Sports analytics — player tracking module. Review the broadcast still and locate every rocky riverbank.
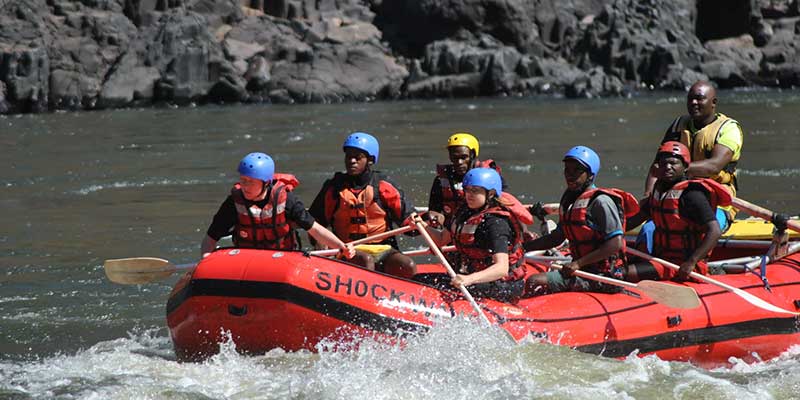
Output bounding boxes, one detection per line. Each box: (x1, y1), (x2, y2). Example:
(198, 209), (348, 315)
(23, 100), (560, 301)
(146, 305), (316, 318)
(1, 0), (798, 114)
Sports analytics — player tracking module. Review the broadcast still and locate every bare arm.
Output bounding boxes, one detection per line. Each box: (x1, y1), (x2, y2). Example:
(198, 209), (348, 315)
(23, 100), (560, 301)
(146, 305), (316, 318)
(453, 253), (509, 287)
(626, 209), (648, 231)
(523, 229), (565, 252)
(677, 220), (721, 280)
(307, 222), (351, 253)
(686, 144), (733, 179)
(307, 222), (355, 258)
(644, 161), (658, 197)
(575, 235), (623, 268)
(201, 235), (218, 258)
(559, 235), (623, 277)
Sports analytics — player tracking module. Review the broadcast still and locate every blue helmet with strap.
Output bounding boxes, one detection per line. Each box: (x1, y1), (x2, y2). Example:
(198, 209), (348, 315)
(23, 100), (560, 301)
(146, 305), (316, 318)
(237, 152), (275, 182)
(463, 167), (503, 196)
(343, 132), (379, 164)
(563, 145), (600, 177)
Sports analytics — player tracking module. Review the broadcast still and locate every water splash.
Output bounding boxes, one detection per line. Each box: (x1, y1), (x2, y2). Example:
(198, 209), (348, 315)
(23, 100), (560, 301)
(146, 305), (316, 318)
(2, 321), (800, 399)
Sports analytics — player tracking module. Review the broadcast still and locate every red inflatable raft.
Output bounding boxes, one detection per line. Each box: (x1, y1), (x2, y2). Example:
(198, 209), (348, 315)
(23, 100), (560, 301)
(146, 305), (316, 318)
(166, 248), (800, 368)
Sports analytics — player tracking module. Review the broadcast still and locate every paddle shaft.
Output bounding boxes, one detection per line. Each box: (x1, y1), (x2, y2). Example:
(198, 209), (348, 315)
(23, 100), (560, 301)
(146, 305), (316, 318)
(415, 203), (559, 215)
(732, 197), (800, 234)
(626, 247), (799, 315)
(626, 247), (735, 289)
(536, 259), (637, 289)
(523, 255), (700, 309)
(310, 225), (415, 256)
(404, 245), (456, 257)
(412, 219), (492, 325)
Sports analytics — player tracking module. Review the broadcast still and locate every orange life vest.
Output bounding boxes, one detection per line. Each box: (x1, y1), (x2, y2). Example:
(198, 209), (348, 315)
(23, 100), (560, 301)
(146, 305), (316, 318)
(559, 188), (639, 275)
(329, 174), (389, 242)
(649, 178), (732, 267)
(452, 204), (527, 281)
(231, 178), (297, 250)
(435, 159), (500, 225)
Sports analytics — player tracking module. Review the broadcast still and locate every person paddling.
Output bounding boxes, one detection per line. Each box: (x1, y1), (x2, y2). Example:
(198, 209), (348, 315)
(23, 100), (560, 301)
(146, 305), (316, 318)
(640, 80), (742, 248)
(522, 146), (639, 296)
(309, 132), (418, 278)
(416, 168), (531, 302)
(201, 152), (354, 259)
(427, 132), (504, 228)
(627, 142), (731, 282)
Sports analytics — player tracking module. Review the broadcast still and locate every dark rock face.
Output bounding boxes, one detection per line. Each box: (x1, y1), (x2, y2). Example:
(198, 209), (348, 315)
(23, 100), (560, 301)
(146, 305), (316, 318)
(0, 0), (799, 113)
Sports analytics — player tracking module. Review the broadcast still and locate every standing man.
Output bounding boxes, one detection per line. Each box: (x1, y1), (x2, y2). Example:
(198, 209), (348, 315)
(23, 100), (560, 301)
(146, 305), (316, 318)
(202, 152), (354, 259)
(628, 142), (732, 281)
(309, 132), (418, 278)
(643, 80), (743, 230)
(523, 146), (639, 295)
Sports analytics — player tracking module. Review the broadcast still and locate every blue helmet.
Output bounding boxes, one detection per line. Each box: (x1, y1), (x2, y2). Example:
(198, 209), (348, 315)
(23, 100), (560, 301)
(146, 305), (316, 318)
(343, 132), (379, 164)
(463, 168), (503, 196)
(237, 152), (275, 182)
(563, 145), (600, 177)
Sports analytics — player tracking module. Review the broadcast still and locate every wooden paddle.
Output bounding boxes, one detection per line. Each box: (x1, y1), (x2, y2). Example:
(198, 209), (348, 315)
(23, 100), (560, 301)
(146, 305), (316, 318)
(732, 197), (800, 234)
(626, 247), (799, 316)
(404, 245), (457, 257)
(410, 215), (492, 325)
(105, 225), (415, 285)
(415, 203), (560, 215)
(524, 255), (701, 309)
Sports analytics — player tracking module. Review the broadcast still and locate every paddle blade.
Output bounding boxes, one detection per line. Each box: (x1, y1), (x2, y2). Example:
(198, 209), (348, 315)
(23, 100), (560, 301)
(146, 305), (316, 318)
(103, 257), (176, 285)
(354, 244), (393, 256)
(636, 281), (702, 309)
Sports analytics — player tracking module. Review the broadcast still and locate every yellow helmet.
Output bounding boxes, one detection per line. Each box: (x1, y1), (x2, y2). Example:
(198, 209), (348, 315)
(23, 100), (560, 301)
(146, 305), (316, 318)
(446, 132), (479, 157)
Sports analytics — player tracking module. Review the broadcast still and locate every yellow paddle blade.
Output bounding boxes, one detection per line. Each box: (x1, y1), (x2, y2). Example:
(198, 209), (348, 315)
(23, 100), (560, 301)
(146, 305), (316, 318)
(353, 244), (393, 256)
(103, 257), (175, 285)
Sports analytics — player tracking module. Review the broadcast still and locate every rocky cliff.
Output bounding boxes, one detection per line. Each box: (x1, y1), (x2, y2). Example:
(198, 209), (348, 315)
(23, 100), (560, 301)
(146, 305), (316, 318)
(1, 0), (798, 114)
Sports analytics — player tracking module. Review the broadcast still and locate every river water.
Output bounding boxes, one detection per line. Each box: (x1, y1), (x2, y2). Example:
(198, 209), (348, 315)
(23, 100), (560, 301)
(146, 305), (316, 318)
(2, 91), (800, 399)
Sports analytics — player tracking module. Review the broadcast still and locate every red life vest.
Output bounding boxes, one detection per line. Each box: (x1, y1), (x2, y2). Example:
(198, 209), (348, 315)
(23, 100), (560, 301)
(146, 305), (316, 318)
(231, 177), (298, 250)
(649, 178), (732, 267)
(328, 174), (389, 242)
(452, 204), (527, 281)
(434, 159), (500, 224)
(559, 188), (639, 274)
(499, 192), (534, 225)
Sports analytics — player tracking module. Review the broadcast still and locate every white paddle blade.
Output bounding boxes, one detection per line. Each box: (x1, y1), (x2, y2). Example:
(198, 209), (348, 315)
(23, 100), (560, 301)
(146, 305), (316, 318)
(726, 285), (800, 316)
(636, 281), (702, 309)
(103, 257), (175, 285)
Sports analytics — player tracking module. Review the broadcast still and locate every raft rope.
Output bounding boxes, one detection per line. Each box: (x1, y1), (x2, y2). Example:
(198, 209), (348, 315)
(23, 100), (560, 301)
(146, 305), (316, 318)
(758, 214), (793, 292)
(757, 240), (774, 292)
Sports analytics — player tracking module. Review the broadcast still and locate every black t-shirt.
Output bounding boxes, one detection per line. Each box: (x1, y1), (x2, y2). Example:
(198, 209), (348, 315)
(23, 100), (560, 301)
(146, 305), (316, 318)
(206, 188), (316, 241)
(678, 188), (717, 225)
(456, 211), (514, 254)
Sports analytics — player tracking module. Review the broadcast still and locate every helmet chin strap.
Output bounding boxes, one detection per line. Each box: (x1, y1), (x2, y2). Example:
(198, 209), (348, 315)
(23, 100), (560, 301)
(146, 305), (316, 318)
(258, 180), (270, 199)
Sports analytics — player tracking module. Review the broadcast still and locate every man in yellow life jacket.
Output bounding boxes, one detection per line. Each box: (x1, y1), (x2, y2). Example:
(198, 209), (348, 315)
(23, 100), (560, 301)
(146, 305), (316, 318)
(201, 152), (354, 259)
(427, 132), (504, 228)
(643, 80), (742, 227)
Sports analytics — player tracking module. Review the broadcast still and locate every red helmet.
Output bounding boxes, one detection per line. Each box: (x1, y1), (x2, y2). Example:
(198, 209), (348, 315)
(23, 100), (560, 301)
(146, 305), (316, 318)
(657, 141), (691, 165)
